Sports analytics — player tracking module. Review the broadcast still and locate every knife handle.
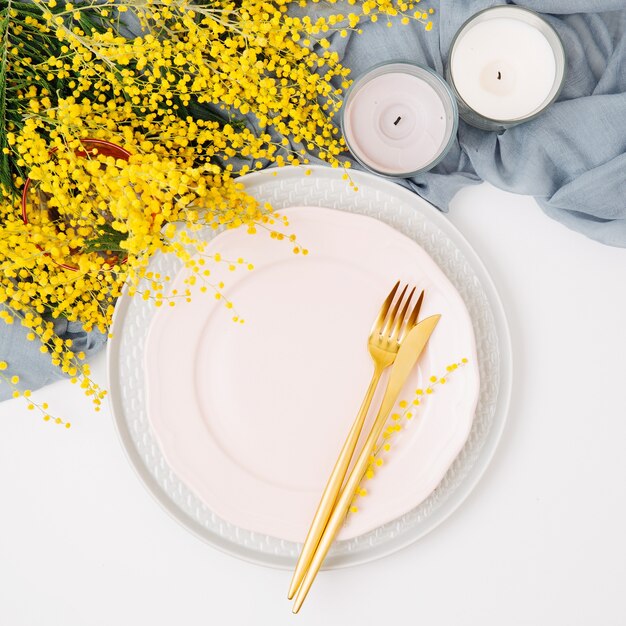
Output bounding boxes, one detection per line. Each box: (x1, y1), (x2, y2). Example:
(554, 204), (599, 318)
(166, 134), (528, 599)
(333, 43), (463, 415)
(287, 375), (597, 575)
(291, 393), (395, 613)
(288, 363), (385, 600)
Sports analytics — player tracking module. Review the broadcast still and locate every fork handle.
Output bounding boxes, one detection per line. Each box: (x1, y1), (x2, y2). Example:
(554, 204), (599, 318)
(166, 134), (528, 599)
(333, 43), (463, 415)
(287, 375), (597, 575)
(291, 395), (389, 613)
(287, 364), (385, 599)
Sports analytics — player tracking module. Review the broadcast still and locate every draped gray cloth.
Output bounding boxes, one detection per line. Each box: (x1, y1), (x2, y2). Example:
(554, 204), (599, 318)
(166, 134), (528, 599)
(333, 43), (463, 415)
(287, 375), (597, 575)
(1, 1), (625, 399)
(0, 305), (106, 400)
(323, 0), (626, 246)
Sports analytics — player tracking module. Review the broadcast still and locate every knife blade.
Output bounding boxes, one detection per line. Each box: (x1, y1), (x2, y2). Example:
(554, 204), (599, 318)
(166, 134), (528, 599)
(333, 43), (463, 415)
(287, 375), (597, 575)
(374, 313), (441, 426)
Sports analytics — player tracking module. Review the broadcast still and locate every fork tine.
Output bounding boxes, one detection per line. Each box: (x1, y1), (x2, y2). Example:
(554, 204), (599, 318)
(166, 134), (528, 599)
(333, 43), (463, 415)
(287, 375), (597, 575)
(370, 281), (400, 336)
(382, 284), (408, 338)
(404, 290), (425, 334)
(390, 286), (415, 342)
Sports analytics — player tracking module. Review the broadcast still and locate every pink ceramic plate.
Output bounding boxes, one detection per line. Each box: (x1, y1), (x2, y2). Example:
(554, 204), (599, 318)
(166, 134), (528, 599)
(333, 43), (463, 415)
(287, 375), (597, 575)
(144, 206), (479, 542)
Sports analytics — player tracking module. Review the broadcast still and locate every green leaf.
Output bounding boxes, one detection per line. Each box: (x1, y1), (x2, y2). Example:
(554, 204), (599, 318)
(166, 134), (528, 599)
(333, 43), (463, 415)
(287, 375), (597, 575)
(0, 1), (62, 192)
(82, 222), (127, 253)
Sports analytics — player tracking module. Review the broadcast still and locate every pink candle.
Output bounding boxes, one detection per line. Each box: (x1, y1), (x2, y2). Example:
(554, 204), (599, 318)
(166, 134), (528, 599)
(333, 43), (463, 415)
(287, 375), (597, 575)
(341, 63), (458, 177)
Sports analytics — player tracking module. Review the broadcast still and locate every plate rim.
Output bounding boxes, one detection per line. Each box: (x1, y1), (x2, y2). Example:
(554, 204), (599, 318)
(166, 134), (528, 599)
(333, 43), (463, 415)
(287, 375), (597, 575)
(107, 164), (513, 570)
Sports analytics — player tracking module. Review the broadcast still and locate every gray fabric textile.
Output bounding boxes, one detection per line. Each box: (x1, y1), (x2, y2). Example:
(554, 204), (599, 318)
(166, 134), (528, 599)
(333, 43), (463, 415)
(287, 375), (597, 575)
(1, 1), (624, 399)
(0, 305), (106, 401)
(318, 0), (626, 246)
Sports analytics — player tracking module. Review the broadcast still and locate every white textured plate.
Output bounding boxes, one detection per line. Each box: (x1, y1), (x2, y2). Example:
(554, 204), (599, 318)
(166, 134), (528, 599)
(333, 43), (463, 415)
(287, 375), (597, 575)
(107, 165), (512, 569)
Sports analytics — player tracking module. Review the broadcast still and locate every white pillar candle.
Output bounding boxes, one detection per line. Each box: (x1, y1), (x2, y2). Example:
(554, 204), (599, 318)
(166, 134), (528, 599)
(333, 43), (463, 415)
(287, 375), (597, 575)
(341, 63), (458, 177)
(447, 6), (566, 130)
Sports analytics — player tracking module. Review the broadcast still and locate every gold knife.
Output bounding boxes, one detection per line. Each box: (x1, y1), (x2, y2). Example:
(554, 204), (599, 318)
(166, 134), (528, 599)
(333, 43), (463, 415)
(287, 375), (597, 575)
(291, 314), (441, 613)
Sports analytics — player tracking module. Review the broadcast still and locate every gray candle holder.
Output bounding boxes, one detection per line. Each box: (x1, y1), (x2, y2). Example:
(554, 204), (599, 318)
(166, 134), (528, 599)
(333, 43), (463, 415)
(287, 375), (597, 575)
(446, 6), (566, 132)
(340, 62), (458, 178)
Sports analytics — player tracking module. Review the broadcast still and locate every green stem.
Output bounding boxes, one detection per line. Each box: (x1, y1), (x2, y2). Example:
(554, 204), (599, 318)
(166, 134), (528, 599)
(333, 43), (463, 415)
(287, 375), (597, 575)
(0, 1), (13, 191)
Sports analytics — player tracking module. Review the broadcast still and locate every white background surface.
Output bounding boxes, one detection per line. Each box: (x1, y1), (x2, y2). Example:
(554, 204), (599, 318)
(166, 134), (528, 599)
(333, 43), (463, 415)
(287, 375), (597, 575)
(1, 182), (625, 626)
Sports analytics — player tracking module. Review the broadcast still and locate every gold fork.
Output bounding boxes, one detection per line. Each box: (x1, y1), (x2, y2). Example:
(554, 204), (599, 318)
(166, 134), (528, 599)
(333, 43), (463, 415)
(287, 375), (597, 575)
(287, 281), (424, 600)
(292, 309), (440, 613)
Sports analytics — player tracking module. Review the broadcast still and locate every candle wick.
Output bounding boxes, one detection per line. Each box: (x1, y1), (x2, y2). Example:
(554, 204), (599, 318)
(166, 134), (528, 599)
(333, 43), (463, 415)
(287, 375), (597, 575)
(393, 116), (402, 126)
(497, 71), (502, 80)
